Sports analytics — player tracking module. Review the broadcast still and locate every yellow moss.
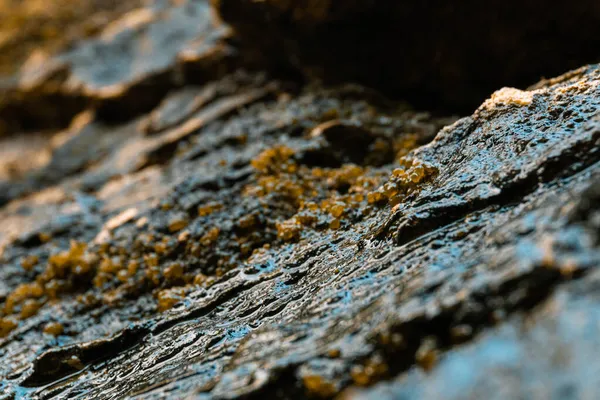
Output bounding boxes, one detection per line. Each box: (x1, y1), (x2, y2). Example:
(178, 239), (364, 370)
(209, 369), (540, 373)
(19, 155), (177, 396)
(329, 218), (341, 230)
(201, 227), (220, 246)
(302, 201), (319, 211)
(20, 299), (42, 319)
(239, 242), (253, 256)
(0, 318), (17, 338)
(99, 256), (122, 274)
(205, 276), (216, 287)
(157, 288), (186, 312)
(154, 240), (171, 255)
(38, 232), (52, 243)
(4, 241), (102, 318)
(187, 242), (202, 257)
(198, 202), (223, 217)
(77, 293), (99, 307)
(47, 241), (89, 278)
(350, 366), (370, 386)
(245, 143), (396, 245)
(43, 321), (64, 336)
(116, 269), (130, 282)
(145, 267), (161, 286)
(327, 202), (345, 218)
(44, 280), (65, 299)
(168, 217), (189, 233)
(382, 182), (399, 198)
(303, 375), (337, 397)
(416, 337), (438, 371)
(48, 252), (70, 271)
(325, 165), (364, 189)
(93, 272), (111, 288)
(21, 255), (39, 271)
(394, 134), (419, 159)
(144, 253), (159, 268)
(251, 146), (296, 174)
(276, 218), (302, 242)
(3, 135), (431, 322)
(367, 157), (438, 206)
(327, 348), (341, 358)
(295, 210), (318, 227)
(367, 191), (386, 204)
(193, 273), (207, 285)
(4, 282), (44, 314)
(350, 356), (389, 386)
(178, 230), (191, 243)
(238, 214), (257, 229)
(164, 262), (184, 281)
(249, 176), (304, 200)
(127, 260), (139, 276)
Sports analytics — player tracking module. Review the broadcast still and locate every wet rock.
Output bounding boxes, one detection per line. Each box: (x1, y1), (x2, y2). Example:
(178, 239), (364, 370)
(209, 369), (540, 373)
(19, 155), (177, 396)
(0, 62), (598, 399)
(1, 0), (600, 396)
(350, 269), (600, 400)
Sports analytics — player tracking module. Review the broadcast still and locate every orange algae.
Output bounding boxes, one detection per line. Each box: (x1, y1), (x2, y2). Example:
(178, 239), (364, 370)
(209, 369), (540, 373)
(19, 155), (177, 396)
(20, 255), (39, 271)
(157, 287), (186, 311)
(168, 216), (189, 232)
(0, 318), (17, 338)
(367, 157), (438, 205)
(247, 147), (384, 243)
(350, 355), (389, 386)
(201, 227), (220, 246)
(303, 375), (337, 397)
(250, 145), (296, 174)
(198, 202), (224, 216)
(416, 336), (438, 371)
(277, 218), (303, 242)
(43, 321), (64, 336)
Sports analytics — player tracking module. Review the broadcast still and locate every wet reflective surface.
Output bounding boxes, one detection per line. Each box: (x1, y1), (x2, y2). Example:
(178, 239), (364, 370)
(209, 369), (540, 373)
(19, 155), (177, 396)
(0, 1), (599, 399)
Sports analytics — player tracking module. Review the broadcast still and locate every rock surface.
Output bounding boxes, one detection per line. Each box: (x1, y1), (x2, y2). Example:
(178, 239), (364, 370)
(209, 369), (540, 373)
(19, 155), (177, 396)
(0, 1), (599, 399)
(0, 0), (234, 135)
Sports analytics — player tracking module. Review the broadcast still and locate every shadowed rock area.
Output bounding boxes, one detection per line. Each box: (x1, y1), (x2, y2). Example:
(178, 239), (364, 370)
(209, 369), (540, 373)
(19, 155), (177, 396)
(213, 0), (600, 112)
(0, 1), (599, 399)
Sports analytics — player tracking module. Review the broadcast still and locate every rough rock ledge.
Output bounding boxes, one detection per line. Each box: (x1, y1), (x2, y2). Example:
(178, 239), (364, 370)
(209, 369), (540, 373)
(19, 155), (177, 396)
(0, 1), (599, 399)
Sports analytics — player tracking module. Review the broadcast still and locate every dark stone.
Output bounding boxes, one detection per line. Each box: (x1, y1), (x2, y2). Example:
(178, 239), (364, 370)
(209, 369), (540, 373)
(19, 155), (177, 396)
(213, 0), (600, 112)
(0, 64), (598, 398)
(1, 1), (600, 398)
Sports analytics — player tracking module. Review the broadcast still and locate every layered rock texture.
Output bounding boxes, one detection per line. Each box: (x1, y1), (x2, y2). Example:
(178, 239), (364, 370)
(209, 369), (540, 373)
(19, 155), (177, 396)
(0, 1), (599, 399)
